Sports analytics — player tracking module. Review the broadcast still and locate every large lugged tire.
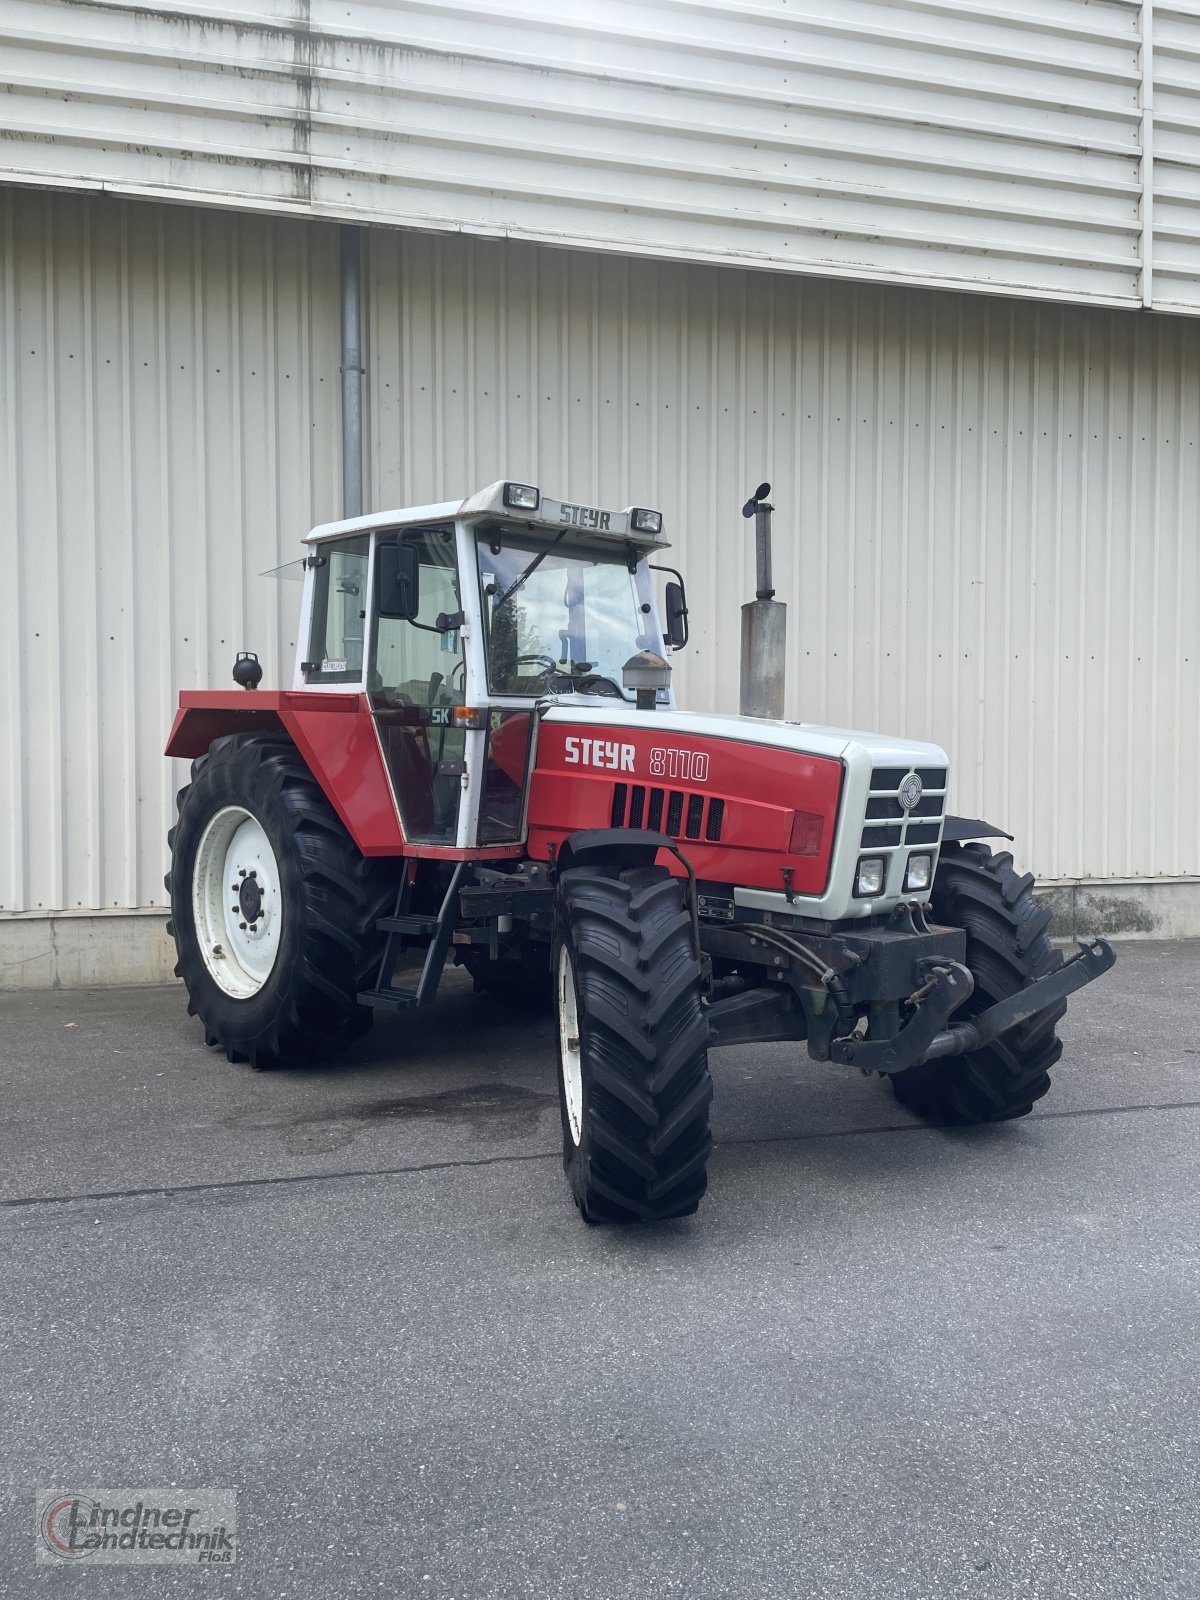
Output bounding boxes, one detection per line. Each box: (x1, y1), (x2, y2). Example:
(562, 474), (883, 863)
(889, 841), (1064, 1123)
(554, 864), (712, 1223)
(166, 734), (399, 1068)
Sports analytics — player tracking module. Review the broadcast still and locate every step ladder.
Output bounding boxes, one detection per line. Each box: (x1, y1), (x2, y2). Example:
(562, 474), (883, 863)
(358, 862), (468, 1011)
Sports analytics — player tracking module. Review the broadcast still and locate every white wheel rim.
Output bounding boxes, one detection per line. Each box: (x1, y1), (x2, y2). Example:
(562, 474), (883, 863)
(557, 946), (583, 1145)
(191, 806), (283, 999)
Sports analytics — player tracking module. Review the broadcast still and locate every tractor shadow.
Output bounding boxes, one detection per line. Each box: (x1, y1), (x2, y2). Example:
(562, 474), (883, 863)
(215, 969), (559, 1154)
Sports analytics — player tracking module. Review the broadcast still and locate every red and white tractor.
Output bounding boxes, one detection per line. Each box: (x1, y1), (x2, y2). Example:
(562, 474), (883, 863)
(165, 480), (1114, 1222)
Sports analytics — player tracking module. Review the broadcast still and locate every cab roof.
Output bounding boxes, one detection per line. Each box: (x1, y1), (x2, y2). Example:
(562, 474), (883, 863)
(304, 481), (670, 551)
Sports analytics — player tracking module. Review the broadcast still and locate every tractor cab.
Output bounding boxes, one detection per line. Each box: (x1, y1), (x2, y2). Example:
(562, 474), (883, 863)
(297, 482), (687, 851)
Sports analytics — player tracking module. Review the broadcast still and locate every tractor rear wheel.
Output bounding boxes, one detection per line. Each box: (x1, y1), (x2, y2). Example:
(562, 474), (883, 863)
(166, 734), (398, 1068)
(889, 841), (1064, 1123)
(554, 865), (712, 1223)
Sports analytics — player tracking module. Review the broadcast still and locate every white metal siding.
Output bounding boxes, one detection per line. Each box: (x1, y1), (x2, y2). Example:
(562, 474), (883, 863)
(0, 0), (1189, 313)
(1153, 4), (1200, 311)
(366, 229), (1199, 882)
(1, 189), (1196, 924)
(0, 188), (342, 916)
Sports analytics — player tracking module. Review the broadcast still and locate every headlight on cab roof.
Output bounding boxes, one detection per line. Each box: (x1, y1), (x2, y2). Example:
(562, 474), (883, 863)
(503, 481), (540, 511)
(630, 507), (662, 536)
(903, 852), (933, 893)
(854, 856), (886, 898)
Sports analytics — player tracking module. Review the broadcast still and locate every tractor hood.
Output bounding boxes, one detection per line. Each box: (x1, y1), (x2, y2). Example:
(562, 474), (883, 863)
(539, 700), (947, 772)
(531, 701), (950, 922)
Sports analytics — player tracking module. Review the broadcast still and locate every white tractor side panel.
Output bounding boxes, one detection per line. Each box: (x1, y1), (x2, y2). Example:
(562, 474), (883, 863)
(0, 0), (1183, 312)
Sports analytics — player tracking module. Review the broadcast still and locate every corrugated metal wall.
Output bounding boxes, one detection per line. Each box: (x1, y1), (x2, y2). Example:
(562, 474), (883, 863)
(366, 229), (1199, 882)
(0, 0), (1191, 314)
(1153, 3), (1200, 311)
(0, 188), (342, 916)
(2, 188), (1197, 924)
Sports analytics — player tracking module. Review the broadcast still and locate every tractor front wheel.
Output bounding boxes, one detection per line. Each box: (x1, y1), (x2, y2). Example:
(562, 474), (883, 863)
(889, 841), (1064, 1122)
(166, 734), (398, 1068)
(554, 865), (712, 1223)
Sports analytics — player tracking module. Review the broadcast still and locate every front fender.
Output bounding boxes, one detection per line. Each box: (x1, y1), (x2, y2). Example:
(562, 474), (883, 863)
(554, 827), (675, 876)
(941, 815), (1014, 843)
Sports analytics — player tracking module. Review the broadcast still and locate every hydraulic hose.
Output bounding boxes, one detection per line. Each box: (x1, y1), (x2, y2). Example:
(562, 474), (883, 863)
(742, 923), (858, 1035)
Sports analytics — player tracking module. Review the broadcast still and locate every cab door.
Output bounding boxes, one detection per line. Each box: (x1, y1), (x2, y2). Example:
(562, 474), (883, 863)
(369, 525), (467, 846)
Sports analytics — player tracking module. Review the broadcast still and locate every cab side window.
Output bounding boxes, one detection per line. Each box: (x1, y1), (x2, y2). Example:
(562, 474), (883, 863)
(372, 528), (463, 706)
(305, 536), (369, 683)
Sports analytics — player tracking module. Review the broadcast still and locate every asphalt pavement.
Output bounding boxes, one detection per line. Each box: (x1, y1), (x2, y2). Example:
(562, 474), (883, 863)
(2, 942), (1198, 1598)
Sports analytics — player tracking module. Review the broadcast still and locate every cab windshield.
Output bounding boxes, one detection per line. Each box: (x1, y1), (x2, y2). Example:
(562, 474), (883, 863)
(477, 532), (655, 697)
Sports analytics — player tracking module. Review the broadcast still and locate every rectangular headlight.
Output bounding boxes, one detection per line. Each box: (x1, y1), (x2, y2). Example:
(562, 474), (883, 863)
(503, 482), (540, 511)
(630, 507), (662, 536)
(903, 852), (933, 893)
(854, 856), (886, 898)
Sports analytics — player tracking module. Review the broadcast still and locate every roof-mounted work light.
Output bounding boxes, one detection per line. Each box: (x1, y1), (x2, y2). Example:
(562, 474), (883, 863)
(629, 507), (663, 536)
(502, 482), (540, 512)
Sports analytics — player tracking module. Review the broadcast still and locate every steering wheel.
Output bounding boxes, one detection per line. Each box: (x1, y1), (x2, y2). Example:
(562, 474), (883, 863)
(515, 654), (558, 675)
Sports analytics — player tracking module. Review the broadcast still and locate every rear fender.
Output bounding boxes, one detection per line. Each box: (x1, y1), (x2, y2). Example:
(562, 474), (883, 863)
(166, 691), (405, 855)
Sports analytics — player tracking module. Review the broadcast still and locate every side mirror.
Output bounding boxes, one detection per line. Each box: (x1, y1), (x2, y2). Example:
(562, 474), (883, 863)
(664, 580), (689, 649)
(376, 538), (419, 620)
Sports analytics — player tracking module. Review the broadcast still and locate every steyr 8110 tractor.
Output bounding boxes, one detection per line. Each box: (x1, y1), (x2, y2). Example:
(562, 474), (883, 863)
(165, 479), (1115, 1223)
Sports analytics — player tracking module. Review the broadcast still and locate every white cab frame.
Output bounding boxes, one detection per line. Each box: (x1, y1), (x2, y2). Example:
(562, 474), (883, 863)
(293, 485), (675, 848)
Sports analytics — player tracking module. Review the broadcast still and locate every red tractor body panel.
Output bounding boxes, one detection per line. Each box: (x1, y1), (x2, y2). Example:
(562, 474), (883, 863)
(166, 693), (529, 861)
(526, 718), (843, 893)
(168, 696), (842, 887)
(166, 692), (406, 855)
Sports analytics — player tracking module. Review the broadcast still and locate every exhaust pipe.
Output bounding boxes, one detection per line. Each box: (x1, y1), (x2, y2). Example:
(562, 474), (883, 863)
(739, 482), (787, 719)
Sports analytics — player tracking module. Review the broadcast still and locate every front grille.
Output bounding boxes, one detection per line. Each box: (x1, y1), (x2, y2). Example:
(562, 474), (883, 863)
(870, 766), (947, 793)
(905, 822), (941, 845)
(611, 783), (724, 843)
(863, 766), (946, 850)
(862, 824), (902, 847)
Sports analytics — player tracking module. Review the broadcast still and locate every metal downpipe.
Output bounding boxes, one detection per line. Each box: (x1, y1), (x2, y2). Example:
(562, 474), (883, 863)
(340, 226), (364, 520)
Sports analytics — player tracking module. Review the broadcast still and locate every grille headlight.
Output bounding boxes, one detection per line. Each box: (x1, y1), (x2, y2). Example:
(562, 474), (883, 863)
(503, 481), (540, 511)
(630, 507), (663, 536)
(903, 852), (933, 893)
(854, 856), (886, 898)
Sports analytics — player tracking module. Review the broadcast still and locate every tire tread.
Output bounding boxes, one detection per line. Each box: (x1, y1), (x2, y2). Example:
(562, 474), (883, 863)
(167, 734), (398, 1069)
(557, 865), (712, 1222)
(890, 841), (1062, 1123)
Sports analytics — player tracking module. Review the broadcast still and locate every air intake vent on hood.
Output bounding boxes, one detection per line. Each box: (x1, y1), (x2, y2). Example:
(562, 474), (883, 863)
(611, 784), (724, 843)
